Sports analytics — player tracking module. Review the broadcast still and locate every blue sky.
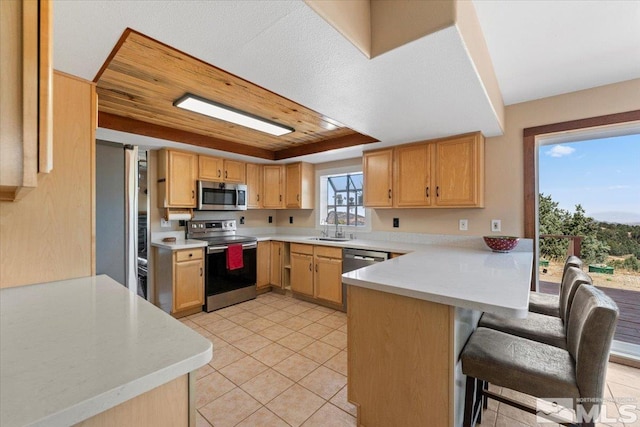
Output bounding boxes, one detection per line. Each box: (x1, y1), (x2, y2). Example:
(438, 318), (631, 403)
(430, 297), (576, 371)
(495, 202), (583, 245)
(538, 134), (640, 224)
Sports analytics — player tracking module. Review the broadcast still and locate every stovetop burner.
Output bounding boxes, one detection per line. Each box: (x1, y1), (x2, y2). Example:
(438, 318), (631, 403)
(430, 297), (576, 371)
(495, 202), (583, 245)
(202, 235), (257, 246)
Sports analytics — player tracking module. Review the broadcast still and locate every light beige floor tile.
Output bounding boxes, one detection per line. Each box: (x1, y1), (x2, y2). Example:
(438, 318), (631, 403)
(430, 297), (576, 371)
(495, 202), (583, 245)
(302, 402), (357, 427)
(208, 333), (230, 349)
(244, 317), (278, 333)
(195, 372), (236, 408)
(202, 318), (237, 334)
(298, 323), (333, 340)
(337, 324), (347, 334)
(329, 386), (357, 417)
(273, 353), (321, 382)
(277, 331), (316, 352)
(302, 309), (331, 322)
(200, 388), (261, 427)
(252, 342), (295, 367)
(215, 325), (254, 343)
(218, 356), (268, 386)
(227, 310), (260, 326)
(258, 324), (295, 341)
(180, 318), (198, 328)
(248, 304), (279, 317)
(314, 305), (337, 314)
(321, 330), (348, 349)
(300, 340), (341, 364)
(195, 410), (213, 427)
(233, 333), (273, 354)
(608, 381), (640, 401)
(496, 400), (537, 426)
(500, 388), (538, 407)
(283, 303), (313, 316)
(268, 299), (297, 310)
(191, 312), (224, 326)
(237, 299), (266, 311)
(235, 406), (289, 427)
(299, 365), (347, 400)
(215, 304), (247, 317)
(241, 368), (295, 404)
(324, 350), (347, 376)
(209, 344), (247, 370)
(329, 311), (347, 319)
(263, 310), (293, 324)
(191, 326), (212, 339)
(494, 412), (532, 427)
(266, 384), (325, 427)
(479, 409), (497, 427)
(280, 315), (315, 331)
(195, 363), (215, 380)
(297, 301), (318, 309)
(316, 314), (347, 329)
(607, 363), (640, 391)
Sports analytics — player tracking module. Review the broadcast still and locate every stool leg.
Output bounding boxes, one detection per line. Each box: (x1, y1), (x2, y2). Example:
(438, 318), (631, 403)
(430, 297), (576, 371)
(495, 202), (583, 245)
(482, 381), (489, 410)
(464, 376), (476, 427)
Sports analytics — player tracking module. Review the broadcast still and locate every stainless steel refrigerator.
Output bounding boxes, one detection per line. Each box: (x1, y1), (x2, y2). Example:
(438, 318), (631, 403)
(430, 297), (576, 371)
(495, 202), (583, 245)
(95, 140), (138, 292)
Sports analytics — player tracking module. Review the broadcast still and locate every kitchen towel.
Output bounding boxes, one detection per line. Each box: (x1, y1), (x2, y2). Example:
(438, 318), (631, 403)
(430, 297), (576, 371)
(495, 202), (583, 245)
(226, 244), (244, 270)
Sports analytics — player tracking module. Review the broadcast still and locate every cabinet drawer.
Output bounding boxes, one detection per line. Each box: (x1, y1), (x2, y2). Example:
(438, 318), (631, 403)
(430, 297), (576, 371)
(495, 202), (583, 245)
(314, 246), (342, 259)
(291, 243), (314, 255)
(175, 249), (203, 262)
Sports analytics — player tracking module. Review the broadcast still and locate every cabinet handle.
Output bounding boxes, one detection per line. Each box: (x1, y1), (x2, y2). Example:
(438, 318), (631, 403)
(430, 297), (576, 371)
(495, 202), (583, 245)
(225, 171), (228, 179)
(279, 247), (281, 256)
(426, 187), (429, 198)
(309, 263), (312, 271)
(388, 189), (392, 199)
(315, 264), (318, 272)
(218, 170), (221, 178)
(189, 253), (193, 257)
(192, 190), (195, 199)
(257, 194), (260, 202)
(297, 194), (300, 201)
(436, 186), (440, 197)
(200, 267), (203, 277)
(279, 195), (282, 202)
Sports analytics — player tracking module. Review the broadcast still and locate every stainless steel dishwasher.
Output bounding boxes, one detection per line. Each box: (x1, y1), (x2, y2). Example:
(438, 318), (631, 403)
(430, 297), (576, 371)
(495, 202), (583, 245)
(341, 248), (390, 310)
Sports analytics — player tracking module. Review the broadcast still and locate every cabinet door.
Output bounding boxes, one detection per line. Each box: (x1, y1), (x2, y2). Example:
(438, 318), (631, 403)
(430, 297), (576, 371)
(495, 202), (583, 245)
(363, 149), (393, 207)
(257, 241), (271, 289)
(223, 160), (246, 183)
(314, 256), (342, 304)
(263, 165), (284, 209)
(270, 241), (283, 288)
(395, 143), (432, 207)
(198, 155), (223, 181)
(246, 163), (263, 209)
(173, 258), (204, 312)
(285, 163), (301, 208)
(291, 252), (314, 296)
(168, 151), (197, 207)
(434, 134), (484, 207)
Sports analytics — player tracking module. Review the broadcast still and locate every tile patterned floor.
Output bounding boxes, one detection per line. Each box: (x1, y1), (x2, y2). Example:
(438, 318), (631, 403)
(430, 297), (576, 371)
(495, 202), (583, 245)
(183, 292), (640, 427)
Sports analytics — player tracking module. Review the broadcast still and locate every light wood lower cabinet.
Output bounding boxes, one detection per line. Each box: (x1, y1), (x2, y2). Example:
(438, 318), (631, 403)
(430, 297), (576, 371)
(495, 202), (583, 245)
(291, 244), (343, 306)
(155, 248), (204, 317)
(256, 241), (271, 290)
(269, 241), (284, 288)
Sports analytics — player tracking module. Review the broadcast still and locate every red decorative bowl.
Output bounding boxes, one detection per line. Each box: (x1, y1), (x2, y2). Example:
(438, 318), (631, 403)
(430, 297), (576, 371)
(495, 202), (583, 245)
(483, 236), (520, 253)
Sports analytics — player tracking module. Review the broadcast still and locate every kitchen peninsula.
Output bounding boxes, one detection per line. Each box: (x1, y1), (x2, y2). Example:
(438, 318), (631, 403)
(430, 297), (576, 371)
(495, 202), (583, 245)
(342, 242), (533, 427)
(0, 275), (212, 427)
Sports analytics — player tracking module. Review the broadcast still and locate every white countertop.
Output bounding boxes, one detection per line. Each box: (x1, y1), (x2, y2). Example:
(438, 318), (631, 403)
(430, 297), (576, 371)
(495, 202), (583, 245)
(342, 244), (532, 318)
(0, 275), (212, 427)
(151, 238), (208, 250)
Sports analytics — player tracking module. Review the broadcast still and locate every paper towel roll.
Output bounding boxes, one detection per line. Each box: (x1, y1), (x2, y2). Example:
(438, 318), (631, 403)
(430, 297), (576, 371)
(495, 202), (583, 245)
(166, 212), (192, 221)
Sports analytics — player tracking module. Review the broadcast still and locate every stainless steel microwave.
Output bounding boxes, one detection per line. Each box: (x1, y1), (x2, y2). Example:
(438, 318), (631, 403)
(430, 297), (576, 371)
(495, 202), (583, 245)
(198, 181), (247, 211)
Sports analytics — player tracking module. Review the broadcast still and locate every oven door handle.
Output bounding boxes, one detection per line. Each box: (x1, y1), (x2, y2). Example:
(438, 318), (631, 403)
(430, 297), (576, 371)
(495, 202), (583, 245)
(207, 243), (257, 254)
(242, 243), (257, 250)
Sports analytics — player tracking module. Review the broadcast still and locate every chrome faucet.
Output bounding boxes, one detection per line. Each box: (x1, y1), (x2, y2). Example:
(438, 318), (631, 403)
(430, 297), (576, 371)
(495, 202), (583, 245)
(334, 213), (344, 238)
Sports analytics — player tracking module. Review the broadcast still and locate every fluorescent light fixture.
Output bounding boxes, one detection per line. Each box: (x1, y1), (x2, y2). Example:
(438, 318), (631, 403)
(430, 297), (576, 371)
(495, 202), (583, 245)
(174, 94), (294, 136)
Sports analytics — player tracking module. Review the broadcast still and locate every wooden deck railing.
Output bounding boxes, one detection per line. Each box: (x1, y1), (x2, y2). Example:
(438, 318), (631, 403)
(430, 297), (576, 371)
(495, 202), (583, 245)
(539, 234), (583, 258)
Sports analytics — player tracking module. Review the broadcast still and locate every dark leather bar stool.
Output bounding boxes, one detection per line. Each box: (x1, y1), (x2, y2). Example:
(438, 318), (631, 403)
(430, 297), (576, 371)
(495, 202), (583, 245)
(477, 267), (591, 349)
(530, 255), (583, 317)
(461, 285), (619, 427)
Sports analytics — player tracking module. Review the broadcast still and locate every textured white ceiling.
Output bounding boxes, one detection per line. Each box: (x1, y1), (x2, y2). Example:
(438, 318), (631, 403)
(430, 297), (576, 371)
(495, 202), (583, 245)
(473, 0), (640, 105)
(54, 0), (640, 162)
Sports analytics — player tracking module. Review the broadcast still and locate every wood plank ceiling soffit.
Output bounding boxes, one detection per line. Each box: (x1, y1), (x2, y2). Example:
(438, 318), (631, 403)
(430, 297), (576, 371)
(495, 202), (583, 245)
(94, 28), (377, 160)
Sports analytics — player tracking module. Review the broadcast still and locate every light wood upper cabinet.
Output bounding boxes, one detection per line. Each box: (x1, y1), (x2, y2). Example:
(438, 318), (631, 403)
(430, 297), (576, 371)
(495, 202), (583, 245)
(363, 149), (393, 208)
(269, 241), (284, 288)
(0, 0), (53, 201)
(285, 162), (314, 209)
(246, 163), (263, 209)
(158, 149), (197, 208)
(263, 165), (285, 209)
(198, 156), (246, 183)
(394, 143), (432, 207)
(433, 133), (484, 207)
(257, 241), (270, 290)
(172, 249), (204, 313)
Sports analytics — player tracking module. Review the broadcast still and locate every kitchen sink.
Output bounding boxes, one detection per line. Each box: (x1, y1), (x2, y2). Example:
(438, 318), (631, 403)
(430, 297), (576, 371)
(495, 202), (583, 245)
(308, 237), (351, 242)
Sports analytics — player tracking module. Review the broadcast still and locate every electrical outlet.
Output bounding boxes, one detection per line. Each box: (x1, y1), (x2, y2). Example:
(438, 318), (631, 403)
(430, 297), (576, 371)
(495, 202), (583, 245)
(289, 216), (294, 224)
(459, 219), (468, 231)
(268, 216), (273, 224)
(393, 218), (399, 228)
(160, 218), (171, 228)
(240, 216), (245, 225)
(491, 219), (501, 232)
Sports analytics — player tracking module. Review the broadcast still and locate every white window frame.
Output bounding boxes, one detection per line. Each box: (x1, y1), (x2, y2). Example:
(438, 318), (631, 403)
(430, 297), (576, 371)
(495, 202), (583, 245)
(315, 165), (371, 233)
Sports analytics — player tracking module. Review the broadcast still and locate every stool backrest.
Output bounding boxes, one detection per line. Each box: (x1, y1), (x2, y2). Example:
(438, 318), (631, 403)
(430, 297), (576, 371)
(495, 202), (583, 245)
(560, 267), (591, 323)
(562, 255), (583, 278)
(566, 285), (619, 403)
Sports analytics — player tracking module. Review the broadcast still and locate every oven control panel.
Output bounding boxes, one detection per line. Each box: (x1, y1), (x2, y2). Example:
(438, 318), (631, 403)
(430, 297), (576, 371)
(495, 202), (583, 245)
(186, 219), (236, 238)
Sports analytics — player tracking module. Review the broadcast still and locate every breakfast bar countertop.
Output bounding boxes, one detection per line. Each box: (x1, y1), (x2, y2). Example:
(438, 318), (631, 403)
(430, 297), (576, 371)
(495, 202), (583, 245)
(342, 242), (534, 318)
(0, 275), (212, 427)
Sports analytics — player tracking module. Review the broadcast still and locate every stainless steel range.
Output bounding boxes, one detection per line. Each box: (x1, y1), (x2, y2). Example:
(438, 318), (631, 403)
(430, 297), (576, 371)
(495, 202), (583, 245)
(186, 219), (257, 312)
